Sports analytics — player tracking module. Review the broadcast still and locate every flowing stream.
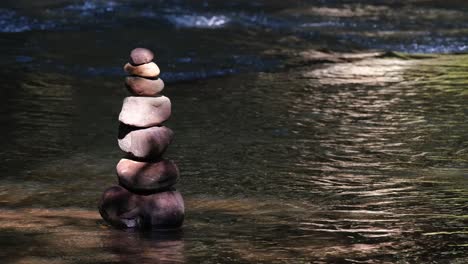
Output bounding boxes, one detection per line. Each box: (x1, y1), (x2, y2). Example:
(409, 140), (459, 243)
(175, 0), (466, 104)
(0, 1), (467, 263)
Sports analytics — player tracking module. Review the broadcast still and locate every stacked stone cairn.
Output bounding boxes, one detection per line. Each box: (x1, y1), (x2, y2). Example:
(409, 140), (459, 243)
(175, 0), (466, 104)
(99, 48), (184, 229)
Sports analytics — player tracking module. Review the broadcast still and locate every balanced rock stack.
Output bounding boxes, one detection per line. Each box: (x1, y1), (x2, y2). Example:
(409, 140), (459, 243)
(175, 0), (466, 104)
(99, 48), (184, 229)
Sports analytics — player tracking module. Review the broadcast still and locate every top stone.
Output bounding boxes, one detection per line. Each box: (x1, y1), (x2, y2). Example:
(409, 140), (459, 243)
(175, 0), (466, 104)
(130, 48), (154, 65)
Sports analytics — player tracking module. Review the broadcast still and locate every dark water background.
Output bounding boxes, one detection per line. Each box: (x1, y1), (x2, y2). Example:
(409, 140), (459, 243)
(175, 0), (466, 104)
(0, 1), (467, 263)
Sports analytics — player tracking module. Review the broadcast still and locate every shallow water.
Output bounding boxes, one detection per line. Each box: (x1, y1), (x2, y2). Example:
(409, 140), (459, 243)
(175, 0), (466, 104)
(0, 1), (467, 263)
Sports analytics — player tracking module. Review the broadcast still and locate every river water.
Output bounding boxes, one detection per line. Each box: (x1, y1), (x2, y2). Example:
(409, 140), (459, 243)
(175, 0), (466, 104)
(0, 1), (467, 263)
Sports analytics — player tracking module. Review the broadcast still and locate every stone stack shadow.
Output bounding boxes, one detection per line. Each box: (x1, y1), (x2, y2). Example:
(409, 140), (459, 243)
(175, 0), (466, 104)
(99, 48), (184, 229)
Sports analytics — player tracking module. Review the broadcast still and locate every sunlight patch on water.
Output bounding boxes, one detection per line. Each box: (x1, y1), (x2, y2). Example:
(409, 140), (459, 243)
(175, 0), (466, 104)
(304, 58), (414, 85)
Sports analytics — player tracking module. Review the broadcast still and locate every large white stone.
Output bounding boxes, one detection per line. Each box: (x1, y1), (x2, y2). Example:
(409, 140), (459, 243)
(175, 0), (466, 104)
(119, 96), (171, 127)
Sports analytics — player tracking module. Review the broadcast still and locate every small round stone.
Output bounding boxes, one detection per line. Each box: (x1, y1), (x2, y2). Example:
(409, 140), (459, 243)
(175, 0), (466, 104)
(130, 48), (154, 65)
(118, 96), (171, 127)
(124, 62), (160, 78)
(118, 125), (174, 160)
(125, 76), (164, 96)
(117, 158), (179, 193)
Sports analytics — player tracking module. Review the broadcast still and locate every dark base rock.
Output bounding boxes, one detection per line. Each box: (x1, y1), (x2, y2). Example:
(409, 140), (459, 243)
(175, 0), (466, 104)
(117, 158), (179, 193)
(99, 185), (185, 229)
(98, 185), (140, 228)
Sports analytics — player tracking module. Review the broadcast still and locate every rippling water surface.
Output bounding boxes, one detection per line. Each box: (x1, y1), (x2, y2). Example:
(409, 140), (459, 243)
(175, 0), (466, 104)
(0, 0), (467, 263)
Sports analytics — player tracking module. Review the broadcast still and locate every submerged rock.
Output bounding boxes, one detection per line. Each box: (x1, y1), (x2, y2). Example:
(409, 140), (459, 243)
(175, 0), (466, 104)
(139, 189), (185, 229)
(124, 62), (160, 78)
(99, 185), (184, 229)
(125, 76), (164, 96)
(119, 96), (171, 127)
(118, 125), (174, 159)
(130, 48), (154, 65)
(98, 185), (140, 229)
(117, 158), (179, 193)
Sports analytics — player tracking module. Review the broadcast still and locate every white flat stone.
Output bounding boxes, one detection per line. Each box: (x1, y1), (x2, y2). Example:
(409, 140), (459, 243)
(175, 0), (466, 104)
(119, 96), (171, 127)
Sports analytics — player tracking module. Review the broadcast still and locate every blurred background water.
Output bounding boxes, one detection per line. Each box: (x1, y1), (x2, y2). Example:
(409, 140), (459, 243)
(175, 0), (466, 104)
(0, 1), (467, 263)
(2, 0), (468, 80)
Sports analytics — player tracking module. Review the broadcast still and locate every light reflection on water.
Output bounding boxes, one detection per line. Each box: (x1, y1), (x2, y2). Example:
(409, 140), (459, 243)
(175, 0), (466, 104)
(0, 54), (466, 263)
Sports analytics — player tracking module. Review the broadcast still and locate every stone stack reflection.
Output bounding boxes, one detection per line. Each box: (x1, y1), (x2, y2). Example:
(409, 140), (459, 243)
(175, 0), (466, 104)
(99, 48), (184, 229)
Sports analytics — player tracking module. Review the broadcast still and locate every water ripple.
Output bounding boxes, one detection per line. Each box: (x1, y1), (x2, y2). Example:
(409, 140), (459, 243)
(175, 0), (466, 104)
(165, 14), (231, 28)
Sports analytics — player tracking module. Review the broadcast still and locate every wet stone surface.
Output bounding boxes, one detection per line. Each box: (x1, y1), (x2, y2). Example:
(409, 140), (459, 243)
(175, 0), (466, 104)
(130, 48), (155, 66)
(125, 76), (165, 96)
(118, 96), (171, 128)
(116, 158), (179, 193)
(118, 125), (174, 160)
(124, 62), (160, 78)
(99, 185), (184, 229)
